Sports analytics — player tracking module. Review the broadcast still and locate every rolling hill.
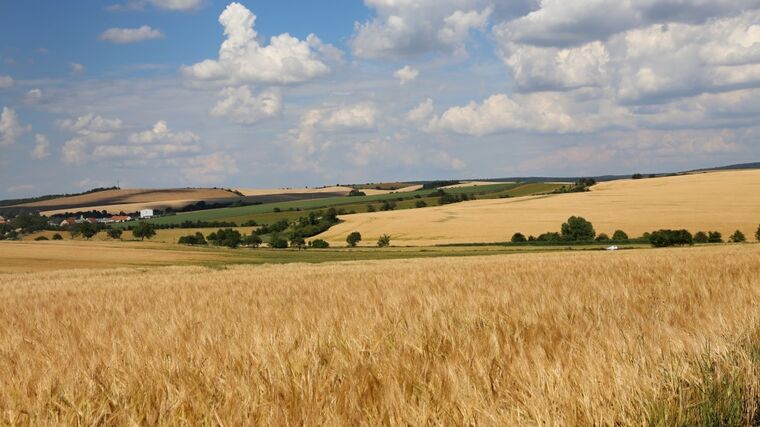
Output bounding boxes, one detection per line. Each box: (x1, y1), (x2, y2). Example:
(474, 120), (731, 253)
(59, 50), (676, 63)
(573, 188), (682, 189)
(316, 169), (760, 246)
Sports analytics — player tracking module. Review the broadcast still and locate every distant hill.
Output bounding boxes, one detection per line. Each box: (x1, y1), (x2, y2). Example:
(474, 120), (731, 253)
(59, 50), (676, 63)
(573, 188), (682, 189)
(688, 162), (760, 172)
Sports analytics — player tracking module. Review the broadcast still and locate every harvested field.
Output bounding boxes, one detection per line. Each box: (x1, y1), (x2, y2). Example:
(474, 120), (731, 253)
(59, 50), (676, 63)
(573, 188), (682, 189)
(14, 188), (239, 214)
(318, 170), (760, 246)
(1, 246), (759, 424)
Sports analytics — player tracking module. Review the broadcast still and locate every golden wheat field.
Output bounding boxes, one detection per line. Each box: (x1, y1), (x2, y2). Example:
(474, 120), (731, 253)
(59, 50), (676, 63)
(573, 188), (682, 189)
(318, 170), (760, 246)
(2, 245), (759, 425)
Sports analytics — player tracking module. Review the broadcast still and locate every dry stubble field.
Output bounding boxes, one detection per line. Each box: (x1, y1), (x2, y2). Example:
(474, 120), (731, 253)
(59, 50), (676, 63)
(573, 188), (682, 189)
(2, 245), (760, 425)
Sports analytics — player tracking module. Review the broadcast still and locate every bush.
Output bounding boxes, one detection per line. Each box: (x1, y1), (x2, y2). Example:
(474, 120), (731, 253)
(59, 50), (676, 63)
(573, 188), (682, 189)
(415, 200), (427, 208)
(310, 239), (330, 248)
(537, 232), (562, 242)
(346, 232), (362, 247)
(729, 230), (746, 243)
(380, 200), (396, 211)
(242, 234), (262, 248)
(632, 173), (644, 179)
(511, 233), (527, 243)
(269, 233), (288, 249)
(756, 224), (760, 242)
(241, 219), (258, 227)
(132, 222), (156, 241)
(71, 222), (99, 240)
(561, 216), (596, 241)
(207, 229), (241, 248)
(107, 229), (123, 240)
(708, 231), (723, 243)
(612, 230), (628, 241)
(694, 231), (709, 244)
(349, 189), (366, 197)
(367, 205), (376, 212)
(289, 234), (306, 249)
(34, 236), (49, 241)
(52, 233), (63, 241)
(649, 229), (693, 248)
(178, 232), (207, 245)
(377, 234), (391, 247)
(595, 233), (610, 242)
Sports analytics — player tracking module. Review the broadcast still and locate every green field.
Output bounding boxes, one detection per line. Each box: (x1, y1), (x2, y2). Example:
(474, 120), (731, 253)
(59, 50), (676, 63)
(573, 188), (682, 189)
(118, 182), (566, 228)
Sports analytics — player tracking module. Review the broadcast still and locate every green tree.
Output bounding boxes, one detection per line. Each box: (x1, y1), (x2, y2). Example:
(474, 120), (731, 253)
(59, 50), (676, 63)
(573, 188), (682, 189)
(649, 229), (693, 247)
(52, 233), (63, 241)
(242, 233), (262, 248)
(310, 239), (330, 248)
(74, 222), (99, 240)
(612, 230), (629, 241)
(346, 232), (362, 247)
(756, 224), (760, 242)
(707, 231), (723, 243)
(561, 216), (596, 241)
(693, 231), (709, 244)
(269, 232), (288, 249)
(415, 200), (427, 208)
(289, 233), (306, 249)
(178, 232), (207, 245)
(595, 233), (610, 242)
(730, 230), (746, 243)
(537, 232), (562, 242)
(511, 232), (527, 243)
(377, 234), (391, 247)
(132, 222), (156, 241)
(107, 228), (123, 240)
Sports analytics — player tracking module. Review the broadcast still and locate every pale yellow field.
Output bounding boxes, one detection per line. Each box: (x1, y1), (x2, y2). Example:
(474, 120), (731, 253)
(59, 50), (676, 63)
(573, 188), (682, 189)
(235, 184), (423, 197)
(2, 246), (759, 424)
(318, 170), (760, 246)
(0, 241), (225, 273)
(441, 180), (509, 189)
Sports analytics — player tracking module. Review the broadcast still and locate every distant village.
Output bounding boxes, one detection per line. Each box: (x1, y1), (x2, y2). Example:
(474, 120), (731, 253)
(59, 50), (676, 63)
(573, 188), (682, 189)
(54, 209), (154, 228)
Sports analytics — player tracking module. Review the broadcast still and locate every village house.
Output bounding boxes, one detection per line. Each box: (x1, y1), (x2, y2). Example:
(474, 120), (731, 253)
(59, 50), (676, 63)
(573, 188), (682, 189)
(140, 209), (154, 219)
(60, 218), (76, 227)
(0, 216), (6, 225)
(110, 215), (131, 223)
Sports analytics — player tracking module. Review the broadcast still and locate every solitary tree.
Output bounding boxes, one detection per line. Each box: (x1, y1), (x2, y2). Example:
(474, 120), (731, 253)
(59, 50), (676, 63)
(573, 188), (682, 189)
(511, 233), (527, 243)
(310, 239), (330, 248)
(73, 222), (98, 240)
(612, 230), (629, 241)
(269, 232), (288, 249)
(730, 230), (746, 243)
(561, 216), (596, 241)
(346, 232), (362, 247)
(107, 228), (123, 240)
(132, 222), (156, 241)
(377, 234), (391, 247)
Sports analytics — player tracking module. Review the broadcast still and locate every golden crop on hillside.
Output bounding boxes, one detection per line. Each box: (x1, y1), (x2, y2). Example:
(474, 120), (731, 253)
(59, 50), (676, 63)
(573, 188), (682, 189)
(318, 170), (760, 246)
(2, 246), (760, 424)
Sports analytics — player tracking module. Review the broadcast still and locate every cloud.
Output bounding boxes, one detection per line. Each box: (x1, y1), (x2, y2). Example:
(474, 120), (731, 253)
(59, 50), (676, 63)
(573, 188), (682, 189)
(0, 76), (13, 89)
(182, 2), (336, 85)
(127, 120), (199, 145)
(107, 0), (202, 12)
(100, 26), (164, 44)
(24, 88), (42, 104)
(172, 152), (239, 184)
(496, 0), (760, 48)
(395, 65), (419, 85)
(351, 0), (493, 59)
(31, 134), (50, 159)
(0, 107), (31, 146)
(321, 102), (379, 131)
(58, 113), (124, 165)
(70, 63), (86, 75)
(210, 86), (282, 124)
(7, 184), (35, 193)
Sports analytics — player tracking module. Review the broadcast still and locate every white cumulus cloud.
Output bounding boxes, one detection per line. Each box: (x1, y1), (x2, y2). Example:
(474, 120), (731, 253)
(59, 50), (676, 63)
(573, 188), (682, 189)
(395, 65), (419, 85)
(100, 26), (164, 44)
(210, 86), (282, 124)
(0, 107), (30, 147)
(31, 134), (50, 159)
(182, 2), (336, 85)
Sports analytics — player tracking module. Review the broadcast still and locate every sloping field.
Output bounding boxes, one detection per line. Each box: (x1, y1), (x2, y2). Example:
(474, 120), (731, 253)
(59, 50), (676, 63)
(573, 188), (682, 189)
(236, 185), (423, 197)
(2, 246), (759, 424)
(14, 188), (238, 214)
(317, 170), (760, 246)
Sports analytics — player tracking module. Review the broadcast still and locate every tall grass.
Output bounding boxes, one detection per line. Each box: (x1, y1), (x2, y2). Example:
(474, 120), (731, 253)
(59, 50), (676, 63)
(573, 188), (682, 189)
(1, 246), (759, 424)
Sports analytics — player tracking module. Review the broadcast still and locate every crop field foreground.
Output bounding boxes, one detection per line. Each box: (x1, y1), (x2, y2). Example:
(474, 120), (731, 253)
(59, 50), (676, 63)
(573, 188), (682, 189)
(2, 245), (760, 424)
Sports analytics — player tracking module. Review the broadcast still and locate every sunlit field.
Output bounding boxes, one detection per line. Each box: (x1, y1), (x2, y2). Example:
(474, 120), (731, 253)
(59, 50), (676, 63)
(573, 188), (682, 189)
(318, 170), (760, 246)
(2, 245), (759, 424)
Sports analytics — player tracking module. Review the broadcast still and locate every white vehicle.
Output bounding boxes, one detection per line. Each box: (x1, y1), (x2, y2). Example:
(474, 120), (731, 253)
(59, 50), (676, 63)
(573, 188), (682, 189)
(606, 245), (619, 251)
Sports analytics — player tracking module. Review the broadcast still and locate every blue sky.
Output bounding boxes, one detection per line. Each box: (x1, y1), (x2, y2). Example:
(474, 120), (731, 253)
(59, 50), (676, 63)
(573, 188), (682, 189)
(1, 0), (760, 198)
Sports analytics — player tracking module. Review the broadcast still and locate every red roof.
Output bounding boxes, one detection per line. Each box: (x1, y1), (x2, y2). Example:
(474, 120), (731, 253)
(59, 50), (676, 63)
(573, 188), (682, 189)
(111, 215), (130, 221)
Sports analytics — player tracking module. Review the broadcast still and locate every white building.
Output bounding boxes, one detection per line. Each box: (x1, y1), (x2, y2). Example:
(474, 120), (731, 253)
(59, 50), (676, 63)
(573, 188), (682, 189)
(140, 209), (154, 219)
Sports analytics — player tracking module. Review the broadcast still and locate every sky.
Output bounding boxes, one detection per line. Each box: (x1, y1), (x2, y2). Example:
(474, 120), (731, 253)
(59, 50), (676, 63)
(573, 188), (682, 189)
(1, 0), (760, 198)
